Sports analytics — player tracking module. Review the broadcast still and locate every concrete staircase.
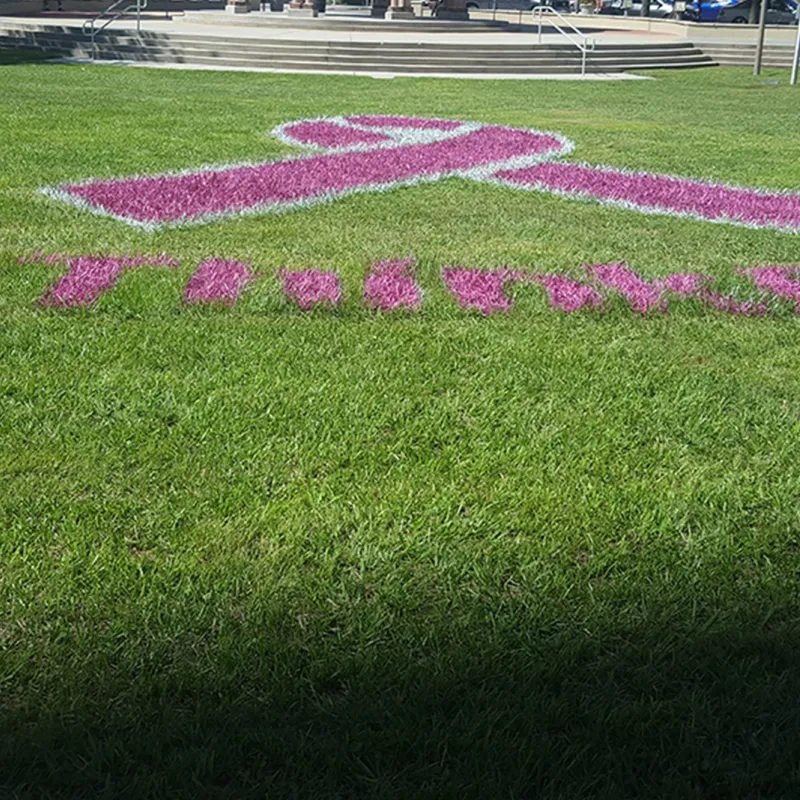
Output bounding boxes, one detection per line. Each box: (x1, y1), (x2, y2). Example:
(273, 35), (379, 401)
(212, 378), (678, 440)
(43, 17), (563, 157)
(695, 40), (797, 68)
(0, 23), (716, 74)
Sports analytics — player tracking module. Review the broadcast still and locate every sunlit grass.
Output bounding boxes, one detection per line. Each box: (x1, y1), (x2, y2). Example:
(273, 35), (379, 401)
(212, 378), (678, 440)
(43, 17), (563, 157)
(2, 61), (800, 798)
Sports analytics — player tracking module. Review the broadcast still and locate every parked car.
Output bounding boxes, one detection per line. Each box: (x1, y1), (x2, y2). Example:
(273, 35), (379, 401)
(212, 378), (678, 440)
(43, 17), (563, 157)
(456, 0), (572, 11)
(682, 0), (736, 20)
(599, 0), (674, 16)
(715, 0), (798, 22)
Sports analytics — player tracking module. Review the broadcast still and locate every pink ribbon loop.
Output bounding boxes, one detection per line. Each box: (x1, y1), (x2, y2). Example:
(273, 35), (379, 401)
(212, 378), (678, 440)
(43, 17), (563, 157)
(42, 115), (800, 234)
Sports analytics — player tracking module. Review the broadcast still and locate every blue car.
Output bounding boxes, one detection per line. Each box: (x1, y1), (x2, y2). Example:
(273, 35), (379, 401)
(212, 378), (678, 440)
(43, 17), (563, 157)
(682, 0), (737, 20)
(684, 0), (797, 19)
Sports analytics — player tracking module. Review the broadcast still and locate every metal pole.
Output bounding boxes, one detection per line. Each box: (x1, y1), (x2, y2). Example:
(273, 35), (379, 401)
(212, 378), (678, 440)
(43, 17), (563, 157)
(754, 0), (768, 76)
(792, 9), (800, 84)
(538, 8), (543, 41)
(137, 0), (141, 32)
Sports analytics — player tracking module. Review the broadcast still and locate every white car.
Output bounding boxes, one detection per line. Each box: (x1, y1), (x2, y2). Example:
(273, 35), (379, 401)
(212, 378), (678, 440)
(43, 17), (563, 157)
(715, 0), (798, 22)
(460, 0), (572, 11)
(599, 0), (674, 15)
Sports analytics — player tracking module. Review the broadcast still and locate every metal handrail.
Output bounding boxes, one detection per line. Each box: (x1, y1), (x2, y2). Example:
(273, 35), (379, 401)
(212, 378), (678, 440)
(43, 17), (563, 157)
(82, 0), (147, 59)
(531, 5), (595, 75)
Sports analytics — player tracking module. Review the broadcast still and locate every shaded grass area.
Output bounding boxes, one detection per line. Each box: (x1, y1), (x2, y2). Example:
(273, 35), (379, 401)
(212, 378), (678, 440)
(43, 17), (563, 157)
(2, 63), (800, 797)
(0, 47), (58, 65)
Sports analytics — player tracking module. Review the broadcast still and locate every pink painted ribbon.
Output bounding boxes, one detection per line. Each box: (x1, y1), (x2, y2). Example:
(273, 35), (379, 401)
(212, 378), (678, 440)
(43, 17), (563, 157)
(44, 115), (800, 233)
(496, 162), (800, 233)
(50, 118), (565, 228)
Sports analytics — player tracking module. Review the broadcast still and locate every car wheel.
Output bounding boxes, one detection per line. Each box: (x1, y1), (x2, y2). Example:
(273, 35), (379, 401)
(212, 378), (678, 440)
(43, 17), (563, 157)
(467, 2), (479, 8)
(731, 15), (748, 22)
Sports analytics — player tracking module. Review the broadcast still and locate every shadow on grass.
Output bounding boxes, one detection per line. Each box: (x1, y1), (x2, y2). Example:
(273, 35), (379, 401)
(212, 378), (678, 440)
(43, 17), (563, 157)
(0, 47), (60, 65)
(3, 598), (799, 799)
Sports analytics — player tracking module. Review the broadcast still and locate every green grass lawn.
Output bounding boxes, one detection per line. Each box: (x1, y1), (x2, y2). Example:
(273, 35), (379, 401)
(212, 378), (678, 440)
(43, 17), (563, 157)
(2, 61), (800, 798)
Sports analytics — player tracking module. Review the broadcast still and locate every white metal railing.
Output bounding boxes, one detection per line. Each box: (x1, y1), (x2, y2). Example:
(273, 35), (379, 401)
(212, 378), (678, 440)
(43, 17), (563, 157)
(531, 5), (595, 75)
(83, 0), (147, 59)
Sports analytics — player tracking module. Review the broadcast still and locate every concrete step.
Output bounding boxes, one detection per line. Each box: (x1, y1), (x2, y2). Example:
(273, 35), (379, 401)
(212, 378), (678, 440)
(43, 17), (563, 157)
(0, 34), (702, 52)
(120, 41), (707, 58)
(2, 34), (708, 59)
(69, 48), (715, 72)
(64, 40), (709, 60)
(0, 25), (716, 73)
(89, 33), (701, 52)
(696, 43), (796, 67)
(66, 44), (713, 67)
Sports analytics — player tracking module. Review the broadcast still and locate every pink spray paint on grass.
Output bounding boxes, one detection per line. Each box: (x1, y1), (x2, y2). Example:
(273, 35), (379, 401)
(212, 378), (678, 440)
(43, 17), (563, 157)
(44, 115), (800, 234)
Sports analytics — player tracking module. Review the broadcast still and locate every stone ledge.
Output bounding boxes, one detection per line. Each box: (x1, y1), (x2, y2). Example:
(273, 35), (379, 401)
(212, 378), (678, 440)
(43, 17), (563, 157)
(385, 9), (415, 19)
